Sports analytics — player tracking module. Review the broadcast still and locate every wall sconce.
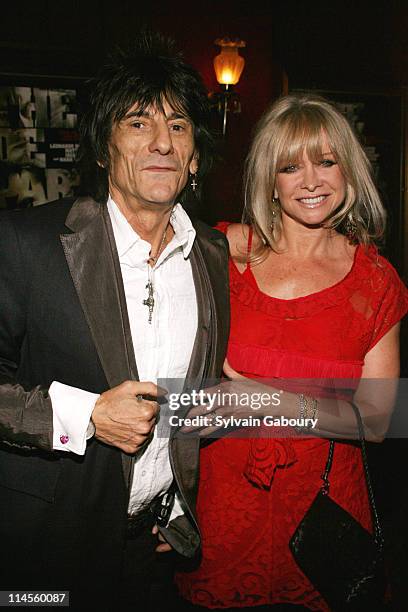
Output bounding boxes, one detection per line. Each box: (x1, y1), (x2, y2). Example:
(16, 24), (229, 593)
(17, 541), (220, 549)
(210, 37), (246, 136)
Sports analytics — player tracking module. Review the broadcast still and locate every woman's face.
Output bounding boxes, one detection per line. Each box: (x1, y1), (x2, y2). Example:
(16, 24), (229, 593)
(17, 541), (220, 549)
(274, 135), (346, 228)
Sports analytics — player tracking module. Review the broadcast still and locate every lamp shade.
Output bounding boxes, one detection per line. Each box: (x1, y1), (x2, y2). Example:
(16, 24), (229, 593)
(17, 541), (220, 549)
(213, 38), (245, 86)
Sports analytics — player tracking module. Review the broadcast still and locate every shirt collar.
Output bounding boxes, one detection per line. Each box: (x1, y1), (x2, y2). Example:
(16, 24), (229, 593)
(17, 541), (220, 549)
(169, 203), (196, 259)
(107, 196), (196, 262)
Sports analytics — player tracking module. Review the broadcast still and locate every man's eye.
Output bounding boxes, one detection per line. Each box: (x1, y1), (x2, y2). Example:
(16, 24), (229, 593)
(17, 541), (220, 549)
(131, 121), (144, 128)
(170, 123), (185, 132)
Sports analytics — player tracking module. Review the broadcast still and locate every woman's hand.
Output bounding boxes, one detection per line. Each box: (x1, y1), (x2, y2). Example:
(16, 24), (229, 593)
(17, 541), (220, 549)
(222, 358), (246, 380)
(180, 359), (281, 436)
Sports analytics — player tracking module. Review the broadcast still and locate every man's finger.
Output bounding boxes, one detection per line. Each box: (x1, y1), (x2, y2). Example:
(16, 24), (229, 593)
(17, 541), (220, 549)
(155, 542), (172, 553)
(123, 380), (167, 398)
(152, 525), (172, 552)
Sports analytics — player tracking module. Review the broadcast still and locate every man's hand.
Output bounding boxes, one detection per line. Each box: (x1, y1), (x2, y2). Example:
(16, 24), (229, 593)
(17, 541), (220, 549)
(92, 380), (163, 453)
(152, 524), (172, 553)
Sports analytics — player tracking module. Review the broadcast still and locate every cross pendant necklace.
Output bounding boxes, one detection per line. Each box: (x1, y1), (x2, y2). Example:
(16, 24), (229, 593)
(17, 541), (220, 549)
(143, 228), (168, 324)
(143, 271), (155, 324)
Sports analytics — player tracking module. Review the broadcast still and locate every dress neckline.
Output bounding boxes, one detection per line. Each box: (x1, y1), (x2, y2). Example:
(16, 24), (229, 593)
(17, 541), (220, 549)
(231, 243), (361, 304)
(227, 244), (375, 320)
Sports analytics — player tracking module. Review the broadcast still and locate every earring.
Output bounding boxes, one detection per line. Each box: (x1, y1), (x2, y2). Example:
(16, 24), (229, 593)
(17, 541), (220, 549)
(271, 197), (280, 229)
(345, 214), (357, 243)
(190, 173), (198, 192)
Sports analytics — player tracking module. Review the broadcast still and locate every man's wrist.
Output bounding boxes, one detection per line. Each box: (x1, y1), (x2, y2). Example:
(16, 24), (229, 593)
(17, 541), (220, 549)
(86, 418), (96, 440)
(50, 381), (99, 454)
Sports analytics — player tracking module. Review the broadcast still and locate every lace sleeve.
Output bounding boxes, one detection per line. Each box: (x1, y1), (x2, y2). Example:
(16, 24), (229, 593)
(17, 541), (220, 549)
(368, 258), (408, 350)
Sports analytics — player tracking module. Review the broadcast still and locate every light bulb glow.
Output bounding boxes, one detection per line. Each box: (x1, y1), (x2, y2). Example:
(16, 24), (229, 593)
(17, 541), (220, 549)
(213, 44), (245, 86)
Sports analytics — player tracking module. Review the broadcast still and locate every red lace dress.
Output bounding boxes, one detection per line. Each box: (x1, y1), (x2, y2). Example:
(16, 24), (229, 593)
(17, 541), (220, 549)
(176, 223), (408, 610)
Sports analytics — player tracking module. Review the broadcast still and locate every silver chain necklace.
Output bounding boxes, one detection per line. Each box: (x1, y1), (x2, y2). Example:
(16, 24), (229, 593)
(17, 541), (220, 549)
(143, 228), (168, 324)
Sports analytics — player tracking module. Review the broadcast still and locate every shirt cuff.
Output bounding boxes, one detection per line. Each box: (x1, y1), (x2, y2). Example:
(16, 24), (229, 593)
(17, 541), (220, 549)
(50, 381), (99, 455)
(169, 491), (185, 522)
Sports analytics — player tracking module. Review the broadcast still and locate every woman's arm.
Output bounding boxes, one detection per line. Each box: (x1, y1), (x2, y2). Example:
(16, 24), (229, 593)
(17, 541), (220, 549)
(352, 322), (400, 439)
(298, 323), (400, 441)
(183, 325), (401, 443)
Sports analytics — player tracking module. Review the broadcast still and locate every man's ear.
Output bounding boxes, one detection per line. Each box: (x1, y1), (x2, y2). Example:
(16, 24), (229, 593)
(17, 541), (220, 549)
(189, 154), (199, 175)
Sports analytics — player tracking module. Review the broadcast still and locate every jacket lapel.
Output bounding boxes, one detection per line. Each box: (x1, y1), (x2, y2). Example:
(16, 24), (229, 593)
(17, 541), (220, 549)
(171, 224), (230, 522)
(183, 243), (211, 389)
(60, 197), (137, 484)
(60, 197), (138, 388)
(193, 226), (230, 379)
(183, 224), (230, 390)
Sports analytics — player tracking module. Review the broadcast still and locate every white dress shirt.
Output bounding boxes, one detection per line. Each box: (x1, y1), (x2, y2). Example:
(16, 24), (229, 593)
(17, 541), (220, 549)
(50, 196), (198, 517)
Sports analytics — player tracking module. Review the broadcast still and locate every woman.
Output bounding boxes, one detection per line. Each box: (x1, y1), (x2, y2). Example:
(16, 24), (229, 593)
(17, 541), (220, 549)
(175, 94), (408, 610)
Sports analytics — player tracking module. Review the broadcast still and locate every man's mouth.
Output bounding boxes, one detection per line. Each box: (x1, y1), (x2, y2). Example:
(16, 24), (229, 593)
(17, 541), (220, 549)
(143, 166), (176, 172)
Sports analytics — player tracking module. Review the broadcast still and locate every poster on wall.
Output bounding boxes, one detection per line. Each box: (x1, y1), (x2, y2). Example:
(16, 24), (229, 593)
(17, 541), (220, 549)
(0, 85), (80, 209)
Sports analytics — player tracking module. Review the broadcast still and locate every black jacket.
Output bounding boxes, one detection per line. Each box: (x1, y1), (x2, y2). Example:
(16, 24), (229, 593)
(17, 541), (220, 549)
(0, 197), (229, 602)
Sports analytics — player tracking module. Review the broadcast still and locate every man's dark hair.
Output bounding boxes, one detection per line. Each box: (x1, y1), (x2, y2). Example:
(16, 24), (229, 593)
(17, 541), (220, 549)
(77, 32), (214, 204)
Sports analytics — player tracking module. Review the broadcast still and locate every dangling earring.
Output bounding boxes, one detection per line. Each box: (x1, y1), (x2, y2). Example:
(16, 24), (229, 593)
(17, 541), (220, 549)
(345, 213), (357, 243)
(190, 173), (198, 192)
(271, 196), (280, 229)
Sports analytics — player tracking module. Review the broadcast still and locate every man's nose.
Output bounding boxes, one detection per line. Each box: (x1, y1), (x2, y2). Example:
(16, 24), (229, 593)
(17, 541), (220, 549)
(148, 122), (173, 155)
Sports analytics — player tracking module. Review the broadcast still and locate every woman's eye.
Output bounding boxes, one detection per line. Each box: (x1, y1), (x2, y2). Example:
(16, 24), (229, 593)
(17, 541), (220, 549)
(279, 164), (298, 174)
(320, 159), (336, 167)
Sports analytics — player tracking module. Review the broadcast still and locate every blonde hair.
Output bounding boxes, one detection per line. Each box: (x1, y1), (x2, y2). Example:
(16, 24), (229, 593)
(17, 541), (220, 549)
(243, 93), (386, 250)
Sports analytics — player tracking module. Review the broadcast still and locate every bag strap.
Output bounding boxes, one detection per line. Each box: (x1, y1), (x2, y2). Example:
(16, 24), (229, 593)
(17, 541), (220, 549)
(350, 401), (384, 547)
(320, 439), (335, 495)
(321, 402), (384, 548)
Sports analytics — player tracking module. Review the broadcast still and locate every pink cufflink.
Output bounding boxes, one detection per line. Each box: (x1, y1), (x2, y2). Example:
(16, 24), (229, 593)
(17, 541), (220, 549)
(60, 435), (69, 445)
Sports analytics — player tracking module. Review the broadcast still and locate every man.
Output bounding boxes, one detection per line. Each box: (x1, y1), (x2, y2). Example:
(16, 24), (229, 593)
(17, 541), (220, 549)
(0, 35), (229, 610)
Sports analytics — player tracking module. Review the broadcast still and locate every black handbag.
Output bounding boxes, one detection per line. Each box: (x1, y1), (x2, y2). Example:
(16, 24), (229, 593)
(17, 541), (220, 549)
(289, 402), (386, 611)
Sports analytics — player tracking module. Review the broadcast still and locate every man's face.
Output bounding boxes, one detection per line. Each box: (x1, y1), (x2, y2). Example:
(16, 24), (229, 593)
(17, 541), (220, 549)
(107, 100), (198, 213)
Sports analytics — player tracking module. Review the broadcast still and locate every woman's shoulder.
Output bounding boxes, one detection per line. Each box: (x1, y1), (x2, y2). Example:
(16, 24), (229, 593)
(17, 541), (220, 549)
(359, 244), (406, 286)
(356, 245), (408, 319)
(356, 244), (408, 349)
(214, 222), (263, 259)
